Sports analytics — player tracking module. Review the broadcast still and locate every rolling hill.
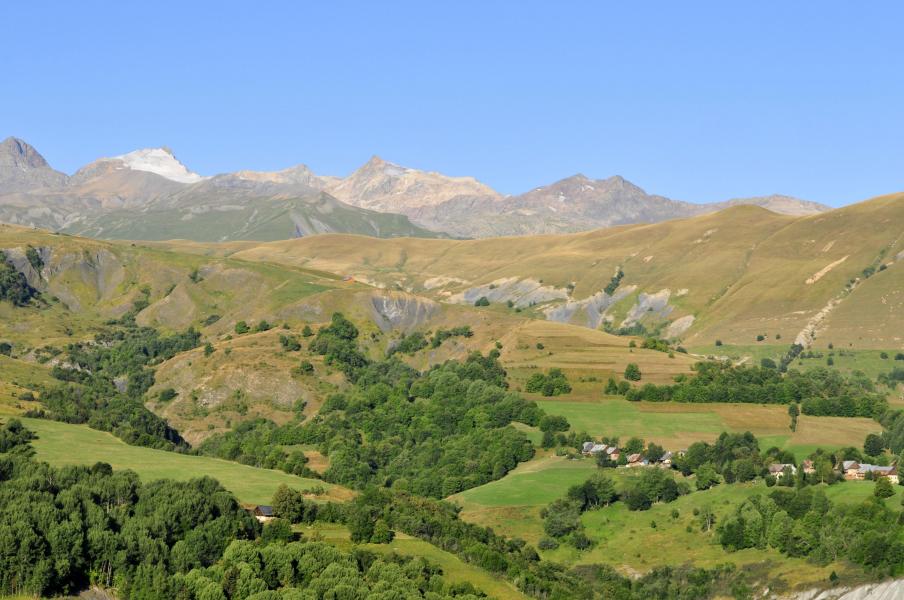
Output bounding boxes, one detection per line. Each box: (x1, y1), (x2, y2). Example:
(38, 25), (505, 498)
(220, 192), (904, 350)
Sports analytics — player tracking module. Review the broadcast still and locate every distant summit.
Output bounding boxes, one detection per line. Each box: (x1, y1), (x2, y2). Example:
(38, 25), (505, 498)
(325, 155), (501, 213)
(0, 136), (832, 240)
(106, 147), (206, 184)
(0, 136), (68, 191)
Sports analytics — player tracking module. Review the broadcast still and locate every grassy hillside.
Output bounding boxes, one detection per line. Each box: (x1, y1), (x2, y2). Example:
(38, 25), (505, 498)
(19, 417), (351, 505)
(64, 193), (443, 241)
(450, 453), (900, 590)
(223, 194), (904, 350)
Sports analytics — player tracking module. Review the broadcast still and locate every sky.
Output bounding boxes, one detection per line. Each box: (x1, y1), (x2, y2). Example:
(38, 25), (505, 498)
(2, 2), (902, 206)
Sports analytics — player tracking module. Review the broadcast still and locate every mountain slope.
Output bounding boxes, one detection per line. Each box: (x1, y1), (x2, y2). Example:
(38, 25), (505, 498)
(0, 137), (835, 241)
(223, 193), (904, 349)
(0, 137), (68, 192)
(325, 155), (501, 213)
(0, 143), (443, 240)
(406, 174), (829, 237)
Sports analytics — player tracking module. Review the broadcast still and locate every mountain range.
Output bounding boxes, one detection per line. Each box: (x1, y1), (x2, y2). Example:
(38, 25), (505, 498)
(0, 136), (830, 241)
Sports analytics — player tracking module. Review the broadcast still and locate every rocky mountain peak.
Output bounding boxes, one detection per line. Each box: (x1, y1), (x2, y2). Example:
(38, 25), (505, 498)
(0, 136), (51, 169)
(106, 147), (205, 184)
(0, 136), (69, 192)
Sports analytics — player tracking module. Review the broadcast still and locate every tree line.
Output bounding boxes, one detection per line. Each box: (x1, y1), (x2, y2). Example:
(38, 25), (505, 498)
(624, 362), (888, 418)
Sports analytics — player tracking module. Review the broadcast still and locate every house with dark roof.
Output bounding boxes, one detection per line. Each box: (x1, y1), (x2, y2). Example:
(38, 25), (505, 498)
(768, 464), (797, 479)
(252, 505), (275, 522)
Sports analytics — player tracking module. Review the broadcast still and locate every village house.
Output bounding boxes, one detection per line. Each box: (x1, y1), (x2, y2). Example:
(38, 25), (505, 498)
(842, 460), (862, 479)
(768, 463), (797, 479)
(802, 459), (816, 475)
(626, 453), (648, 467)
(251, 505), (275, 523)
(659, 451), (674, 468)
(581, 442), (608, 456)
(582, 442), (620, 461)
(843, 462), (899, 484)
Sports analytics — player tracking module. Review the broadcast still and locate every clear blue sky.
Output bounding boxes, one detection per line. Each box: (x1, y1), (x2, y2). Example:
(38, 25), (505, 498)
(3, 2), (902, 206)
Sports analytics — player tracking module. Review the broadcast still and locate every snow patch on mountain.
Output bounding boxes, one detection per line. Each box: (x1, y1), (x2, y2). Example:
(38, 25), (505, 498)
(112, 148), (205, 184)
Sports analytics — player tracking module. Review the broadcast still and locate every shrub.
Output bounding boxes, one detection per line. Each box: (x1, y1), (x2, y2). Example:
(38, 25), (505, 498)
(234, 321), (250, 334)
(474, 296), (490, 307)
(624, 363), (642, 381)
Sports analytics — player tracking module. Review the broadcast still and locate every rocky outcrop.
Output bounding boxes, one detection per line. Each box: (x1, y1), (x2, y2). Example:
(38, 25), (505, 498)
(370, 292), (439, 332)
(448, 277), (568, 308)
(787, 579), (904, 600)
(544, 286), (636, 328)
(0, 136), (68, 192)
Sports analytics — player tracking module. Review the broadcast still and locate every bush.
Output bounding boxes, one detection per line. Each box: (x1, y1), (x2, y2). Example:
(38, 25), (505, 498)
(874, 477), (895, 498)
(538, 537), (559, 550)
(624, 363), (642, 381)
(526, 369), (572, 396)
(234, 321), (250, 334)
(474, 296), (490, 307)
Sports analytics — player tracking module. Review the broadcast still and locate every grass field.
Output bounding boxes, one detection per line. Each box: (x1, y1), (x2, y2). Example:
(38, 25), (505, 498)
(0, 355), (51, 414)
(451, 452), (900, 591)
(534, 396), (881, 453)
(16, 417), (351, 505)
(690, 343), (904, 381)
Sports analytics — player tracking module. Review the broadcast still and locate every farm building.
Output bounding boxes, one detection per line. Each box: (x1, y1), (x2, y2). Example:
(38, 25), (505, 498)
(768, 464), (797, 479)
(252, 505), (275, 522)
(843, 462), (899, 484)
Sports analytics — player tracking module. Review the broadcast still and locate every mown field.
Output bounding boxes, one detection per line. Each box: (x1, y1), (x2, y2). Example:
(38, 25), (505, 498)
(501, 320), (696, 387)
(18, 417), (350, 505)
(532, 394), (881, 454)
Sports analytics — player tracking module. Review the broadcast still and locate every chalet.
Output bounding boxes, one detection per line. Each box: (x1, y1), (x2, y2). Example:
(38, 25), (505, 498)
(659, 451), (674, 468)
(626, 453), (647, 467)
(842, 460), (861, 479)
(606, 446), (620, 461)
(252, 505), (275, 523)
(802, 460), (816, 475)
(581, 442), (609, 456)
(847, 463), (899, 484)
(768, 464), (797, 479)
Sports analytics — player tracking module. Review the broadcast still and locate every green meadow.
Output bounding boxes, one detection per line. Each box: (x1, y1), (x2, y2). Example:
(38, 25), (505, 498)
(18, 417), (346, 505)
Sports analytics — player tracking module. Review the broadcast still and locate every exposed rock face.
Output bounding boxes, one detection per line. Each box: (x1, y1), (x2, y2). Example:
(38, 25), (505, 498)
(325, 155), (501, 213)
(0, 136), (68, 191)
(448, 277), (568, 309)
(787, 579), (904, 600)
(544, 286), (636, 329)
(370, 291), (439, 332)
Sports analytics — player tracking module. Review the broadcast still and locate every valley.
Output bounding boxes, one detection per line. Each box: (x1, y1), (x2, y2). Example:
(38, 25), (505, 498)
(1, 192), (903, 599)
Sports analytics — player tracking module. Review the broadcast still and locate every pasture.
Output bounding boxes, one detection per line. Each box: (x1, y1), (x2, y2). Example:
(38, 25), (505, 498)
(535, 396), (881, 454)
(18, 417), (350, 505)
